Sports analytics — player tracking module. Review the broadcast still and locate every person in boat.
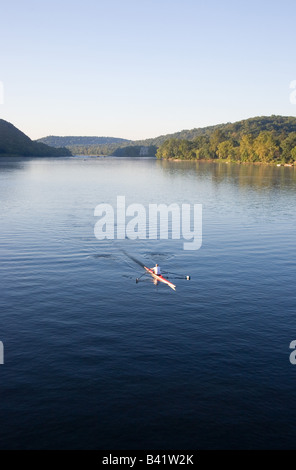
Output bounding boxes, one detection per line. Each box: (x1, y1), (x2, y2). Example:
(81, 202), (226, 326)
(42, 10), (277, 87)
(152, 263), (161, 275)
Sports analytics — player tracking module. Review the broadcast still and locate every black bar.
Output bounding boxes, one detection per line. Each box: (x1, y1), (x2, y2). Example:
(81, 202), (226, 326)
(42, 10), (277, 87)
(0, 450), (294, 466)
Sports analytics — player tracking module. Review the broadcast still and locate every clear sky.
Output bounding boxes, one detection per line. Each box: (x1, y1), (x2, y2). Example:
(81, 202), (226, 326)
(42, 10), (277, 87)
(1, 0), (296, 140)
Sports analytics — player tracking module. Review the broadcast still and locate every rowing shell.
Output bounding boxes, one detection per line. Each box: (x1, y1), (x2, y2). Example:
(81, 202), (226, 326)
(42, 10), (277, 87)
(144, 266), (176, 291)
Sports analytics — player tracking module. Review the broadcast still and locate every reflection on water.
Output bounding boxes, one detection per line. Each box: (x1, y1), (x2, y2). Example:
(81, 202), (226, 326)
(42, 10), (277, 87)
(159, 159), (296, 190)
(0, 156), (29, 172)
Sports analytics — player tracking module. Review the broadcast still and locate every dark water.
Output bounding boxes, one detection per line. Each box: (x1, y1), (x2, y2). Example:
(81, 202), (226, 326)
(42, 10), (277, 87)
(0, 157), (296, 449)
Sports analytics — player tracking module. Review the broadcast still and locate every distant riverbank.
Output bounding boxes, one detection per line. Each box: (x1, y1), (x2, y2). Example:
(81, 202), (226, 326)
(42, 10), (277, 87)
(162, 157), (295, 167)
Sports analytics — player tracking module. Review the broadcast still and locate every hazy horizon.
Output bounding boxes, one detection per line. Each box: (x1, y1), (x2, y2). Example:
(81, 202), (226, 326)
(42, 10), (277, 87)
(1, 0), (296, 140)
(6, 113), (296, 143)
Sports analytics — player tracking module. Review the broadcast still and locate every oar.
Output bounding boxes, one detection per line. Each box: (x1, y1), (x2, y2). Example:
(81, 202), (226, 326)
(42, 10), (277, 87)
(162, 271), (191, 280)
(136, 272), (147, 283)
(119, 249), (147, 282)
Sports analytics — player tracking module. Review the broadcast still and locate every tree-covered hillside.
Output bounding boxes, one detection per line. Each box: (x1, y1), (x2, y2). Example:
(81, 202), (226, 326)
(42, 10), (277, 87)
(36, 116), (296, 161)
(0, 120), (71, 157)
(156, 116), (296, 164)
(37, 135), (130, 147)
(37, 135), (130, 156)
(134, 115), (296, 147)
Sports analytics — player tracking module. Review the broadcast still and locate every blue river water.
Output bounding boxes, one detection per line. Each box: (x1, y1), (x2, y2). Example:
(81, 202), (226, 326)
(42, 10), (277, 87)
(0, 157), (296, 449)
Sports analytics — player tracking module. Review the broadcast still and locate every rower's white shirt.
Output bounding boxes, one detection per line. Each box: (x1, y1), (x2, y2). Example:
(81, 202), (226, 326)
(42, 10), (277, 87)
(154, 266), (161, 275)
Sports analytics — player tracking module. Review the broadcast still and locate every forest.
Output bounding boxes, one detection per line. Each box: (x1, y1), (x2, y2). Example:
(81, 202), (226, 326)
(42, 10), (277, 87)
(156, 116), (296, 164)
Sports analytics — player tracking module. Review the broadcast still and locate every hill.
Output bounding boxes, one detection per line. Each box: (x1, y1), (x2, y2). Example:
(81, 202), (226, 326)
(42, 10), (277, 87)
(156, 115), (296, 164)
(0, 120), (71, 157)
(37, 135), (130, 156)
(36, 116), (296, 159)
(138, 115), (296, 146)
(37, 135), (130, 147)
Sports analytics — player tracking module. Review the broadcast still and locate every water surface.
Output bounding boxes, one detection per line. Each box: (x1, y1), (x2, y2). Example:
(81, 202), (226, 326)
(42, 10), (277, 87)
(0, 157), (296, 449)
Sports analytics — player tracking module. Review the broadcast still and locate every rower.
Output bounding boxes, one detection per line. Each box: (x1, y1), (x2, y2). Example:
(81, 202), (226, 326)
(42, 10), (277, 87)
(152, 263), (161, 275)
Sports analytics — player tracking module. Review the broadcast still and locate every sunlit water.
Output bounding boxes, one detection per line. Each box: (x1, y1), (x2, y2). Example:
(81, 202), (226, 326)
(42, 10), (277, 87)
(0, 157), (296, 449)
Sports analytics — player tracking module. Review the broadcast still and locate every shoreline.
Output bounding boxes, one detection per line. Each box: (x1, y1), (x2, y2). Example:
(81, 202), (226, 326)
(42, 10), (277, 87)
(162, 158), (295, 167)
(1, 154), (295, 167)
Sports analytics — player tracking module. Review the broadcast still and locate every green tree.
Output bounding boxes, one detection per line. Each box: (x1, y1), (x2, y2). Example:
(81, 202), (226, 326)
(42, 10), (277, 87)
(253, 131), (280, 163)
(177, 140), (194, 159)
(239, 134), (256, 162)
(209, 129), (226, 156)
(156, 139), (180, 159)
(217, 140), (237, 160)
(290, 146), (296, 162)
(280, 132), (296, 163)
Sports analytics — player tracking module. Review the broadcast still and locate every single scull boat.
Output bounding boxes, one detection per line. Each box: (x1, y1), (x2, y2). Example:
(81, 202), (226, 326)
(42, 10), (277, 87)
(144, 266), (176, 291)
